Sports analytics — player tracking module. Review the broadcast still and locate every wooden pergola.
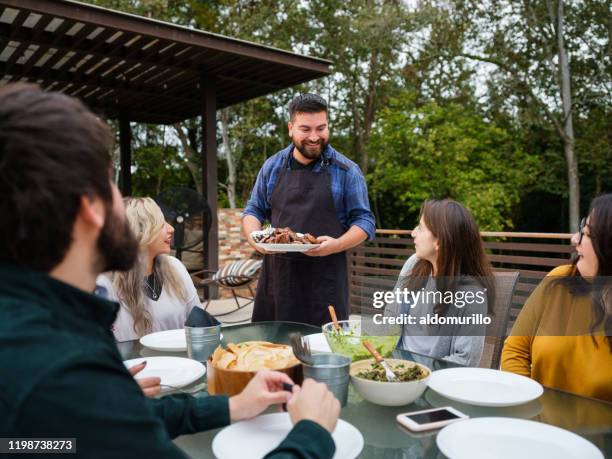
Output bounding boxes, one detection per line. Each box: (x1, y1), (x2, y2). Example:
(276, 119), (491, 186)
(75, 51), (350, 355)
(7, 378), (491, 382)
(0, 0), (332, 293)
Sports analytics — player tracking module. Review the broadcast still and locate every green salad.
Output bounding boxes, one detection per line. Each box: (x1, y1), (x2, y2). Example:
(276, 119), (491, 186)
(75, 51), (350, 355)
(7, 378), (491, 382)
(326, 331), (397, 361)
(356, 362), (427, 382)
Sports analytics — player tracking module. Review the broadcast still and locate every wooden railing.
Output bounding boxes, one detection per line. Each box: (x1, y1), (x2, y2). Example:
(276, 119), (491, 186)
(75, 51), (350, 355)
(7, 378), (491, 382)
(348, 230), (574, 331)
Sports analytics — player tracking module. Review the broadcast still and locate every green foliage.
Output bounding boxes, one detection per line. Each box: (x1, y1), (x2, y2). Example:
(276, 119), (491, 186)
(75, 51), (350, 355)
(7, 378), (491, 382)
(131, 145), (194, 197)
(368, 93), (539, 230)
(129, 124), (195, 197)
(78, 0), (609, 232)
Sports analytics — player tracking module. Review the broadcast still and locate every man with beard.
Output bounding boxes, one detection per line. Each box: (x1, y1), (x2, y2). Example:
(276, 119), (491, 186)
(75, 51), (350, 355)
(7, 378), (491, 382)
(243, 94), (375, 325)
(0, 85), (340, 458)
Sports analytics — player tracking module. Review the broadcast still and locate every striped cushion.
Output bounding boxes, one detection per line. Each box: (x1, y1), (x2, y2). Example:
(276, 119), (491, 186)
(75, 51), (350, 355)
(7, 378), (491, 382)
(213, 259), (263, 287)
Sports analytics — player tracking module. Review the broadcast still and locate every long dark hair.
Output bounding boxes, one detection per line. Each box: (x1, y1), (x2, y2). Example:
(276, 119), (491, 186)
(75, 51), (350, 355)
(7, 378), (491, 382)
(557, 193), (612, 351)
(404, 199), (496, 315)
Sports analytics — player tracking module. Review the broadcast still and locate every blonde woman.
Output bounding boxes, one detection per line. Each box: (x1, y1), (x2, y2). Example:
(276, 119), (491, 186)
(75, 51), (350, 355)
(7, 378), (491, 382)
(97, 197), (203, 342)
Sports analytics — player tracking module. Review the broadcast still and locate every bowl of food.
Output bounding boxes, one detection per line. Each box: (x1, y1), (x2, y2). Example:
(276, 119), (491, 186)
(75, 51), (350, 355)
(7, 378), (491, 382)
(207, 341), (302, 396)
(350, 358), (430, 406)
(322, 320), (400, 361)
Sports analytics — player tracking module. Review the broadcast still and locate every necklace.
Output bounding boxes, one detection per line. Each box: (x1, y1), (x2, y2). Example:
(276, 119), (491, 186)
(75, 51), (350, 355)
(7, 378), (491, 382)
(145, 271), (159, 300)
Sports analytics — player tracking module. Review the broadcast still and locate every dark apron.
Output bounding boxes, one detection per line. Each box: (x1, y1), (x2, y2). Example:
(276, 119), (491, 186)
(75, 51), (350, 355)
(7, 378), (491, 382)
(252, 153), (348, 326)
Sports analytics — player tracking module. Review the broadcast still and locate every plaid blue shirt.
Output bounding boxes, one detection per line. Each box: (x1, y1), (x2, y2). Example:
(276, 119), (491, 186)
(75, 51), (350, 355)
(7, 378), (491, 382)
(243, 144), (376, 240)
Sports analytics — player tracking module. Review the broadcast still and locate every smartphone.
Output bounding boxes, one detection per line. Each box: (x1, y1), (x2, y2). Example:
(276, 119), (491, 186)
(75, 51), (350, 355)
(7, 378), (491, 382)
(396, 406), (468, 431)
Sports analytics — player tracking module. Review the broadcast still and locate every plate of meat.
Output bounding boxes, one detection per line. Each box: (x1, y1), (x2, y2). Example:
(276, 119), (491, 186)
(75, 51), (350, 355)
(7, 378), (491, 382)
(251, 227), (320, 252)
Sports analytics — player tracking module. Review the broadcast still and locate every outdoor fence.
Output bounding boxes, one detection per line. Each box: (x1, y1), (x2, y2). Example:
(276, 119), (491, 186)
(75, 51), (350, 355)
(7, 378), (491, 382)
(348, 229), (575, 333)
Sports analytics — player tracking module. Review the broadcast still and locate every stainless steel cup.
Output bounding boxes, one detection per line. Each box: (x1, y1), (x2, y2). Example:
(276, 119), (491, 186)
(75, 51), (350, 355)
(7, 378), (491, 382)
(302, 353), (351, 407)
(185, 324), (221, 362)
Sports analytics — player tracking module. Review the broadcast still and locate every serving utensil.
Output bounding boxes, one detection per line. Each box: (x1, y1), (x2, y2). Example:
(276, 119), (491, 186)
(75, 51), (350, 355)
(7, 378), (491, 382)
(328, 304), (342, 334)
(362, 340), (397, 382)
(289, 333), (314, 366)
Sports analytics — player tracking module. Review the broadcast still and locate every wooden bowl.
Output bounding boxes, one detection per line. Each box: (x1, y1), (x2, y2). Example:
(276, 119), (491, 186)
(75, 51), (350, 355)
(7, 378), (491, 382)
(207, 359), (303, 396)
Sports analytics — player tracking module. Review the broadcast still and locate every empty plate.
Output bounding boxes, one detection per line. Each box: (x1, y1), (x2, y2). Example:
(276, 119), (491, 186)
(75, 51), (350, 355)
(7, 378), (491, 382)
(123, 356), (205, 392)
(140, 329), (187, 351)
(437, 417), (603, 459)
(428, 367), (543, 407)
(212, 412), (363, 459)
(139, 328), (223, 352)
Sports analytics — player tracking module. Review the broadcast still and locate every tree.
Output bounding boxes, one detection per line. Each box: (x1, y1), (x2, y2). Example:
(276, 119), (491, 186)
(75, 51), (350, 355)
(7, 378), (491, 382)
(130, 124), (195, 196)
(368, 93), (539, 230)
(173, 120), (203, 194)
(305, 0), (413, 172)
(219, 108), (237, 208)
(436, 0), (611, 230)
(79, 0), (610, 231)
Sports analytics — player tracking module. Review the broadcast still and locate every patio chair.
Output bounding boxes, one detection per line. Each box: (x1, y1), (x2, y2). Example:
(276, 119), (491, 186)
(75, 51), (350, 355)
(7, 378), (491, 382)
(192, 258), (263, 319)
(479, 271), (520, 369)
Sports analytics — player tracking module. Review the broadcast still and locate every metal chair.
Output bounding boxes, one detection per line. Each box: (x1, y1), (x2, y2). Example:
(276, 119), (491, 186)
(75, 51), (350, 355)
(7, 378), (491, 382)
(191, 258), (263, 319)
(479, 271), (520, 369)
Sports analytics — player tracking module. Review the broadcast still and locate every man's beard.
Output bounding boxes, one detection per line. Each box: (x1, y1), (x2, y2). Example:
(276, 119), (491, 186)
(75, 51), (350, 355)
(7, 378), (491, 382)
(294, 137), (329, 160)
(96, 209), (139, 273)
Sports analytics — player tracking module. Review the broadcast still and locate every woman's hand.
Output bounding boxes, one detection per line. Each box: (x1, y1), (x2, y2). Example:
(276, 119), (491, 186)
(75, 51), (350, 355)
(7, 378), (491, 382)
(128, 361), (162, 398)
(229, 371), (294, 421)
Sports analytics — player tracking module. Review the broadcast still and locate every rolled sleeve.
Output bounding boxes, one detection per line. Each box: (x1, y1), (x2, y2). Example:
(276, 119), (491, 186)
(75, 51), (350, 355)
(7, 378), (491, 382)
(243, 166), (270, 223)
(344, 169), (376, 240)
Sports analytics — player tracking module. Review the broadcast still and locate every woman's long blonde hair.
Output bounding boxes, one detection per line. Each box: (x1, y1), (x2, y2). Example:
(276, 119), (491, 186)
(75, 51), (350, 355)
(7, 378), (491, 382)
(111, 197), (187, 337)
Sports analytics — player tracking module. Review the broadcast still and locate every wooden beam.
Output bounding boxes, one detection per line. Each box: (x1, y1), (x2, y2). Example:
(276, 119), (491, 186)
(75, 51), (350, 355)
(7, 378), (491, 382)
(0, 24), (199, 82)
(118, 111), (131, 196)
(92, 37), (164, 80)
(0, 62), (196, 106)
(33, 19), (82, 80)
(53, 27), (119, 80)
(11, 14), (55, 79)
(4, 10), (40, 74)
(0, 0), (332, 74)
(200, 73), (218, 299)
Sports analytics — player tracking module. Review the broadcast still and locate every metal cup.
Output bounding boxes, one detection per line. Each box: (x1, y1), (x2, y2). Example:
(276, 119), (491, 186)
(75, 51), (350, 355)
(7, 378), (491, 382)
(185, 324), (221, 363)
(302, 353), (351, 407)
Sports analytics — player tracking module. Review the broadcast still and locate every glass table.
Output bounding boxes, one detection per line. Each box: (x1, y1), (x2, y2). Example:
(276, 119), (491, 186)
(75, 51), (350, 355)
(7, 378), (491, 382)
(119, 321), (612, 458)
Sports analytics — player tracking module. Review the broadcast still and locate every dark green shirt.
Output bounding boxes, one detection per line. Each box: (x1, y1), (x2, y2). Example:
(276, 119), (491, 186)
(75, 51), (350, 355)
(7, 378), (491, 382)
(0, 264), (335, 458)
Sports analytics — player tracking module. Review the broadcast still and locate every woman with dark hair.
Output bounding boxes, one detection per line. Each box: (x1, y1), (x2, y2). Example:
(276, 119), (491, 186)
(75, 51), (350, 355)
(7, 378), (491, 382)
(387, 199), (495, 366)
(502, 194), (612, 401)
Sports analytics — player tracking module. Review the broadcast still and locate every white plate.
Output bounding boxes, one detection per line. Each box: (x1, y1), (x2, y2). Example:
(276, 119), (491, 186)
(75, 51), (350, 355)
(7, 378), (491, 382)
(140, 329), (187, 351)
(212, 412), (364, 459)
(123, 356), (205, 392)
(256, 243), (319, 252)
(437, 417), (603, 459)
(424, 386), (543, 420)
(139, 329), (223, 352)
(428, 368), (543, 407)
(304, 333), (331, 353)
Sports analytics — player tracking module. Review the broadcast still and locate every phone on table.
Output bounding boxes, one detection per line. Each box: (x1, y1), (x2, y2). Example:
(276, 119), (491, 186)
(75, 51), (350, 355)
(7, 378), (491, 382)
(396, 406), (468, 431)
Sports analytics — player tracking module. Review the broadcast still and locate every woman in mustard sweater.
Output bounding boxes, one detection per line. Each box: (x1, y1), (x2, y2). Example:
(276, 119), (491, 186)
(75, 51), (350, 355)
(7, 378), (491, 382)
(502, 194), (612, 401)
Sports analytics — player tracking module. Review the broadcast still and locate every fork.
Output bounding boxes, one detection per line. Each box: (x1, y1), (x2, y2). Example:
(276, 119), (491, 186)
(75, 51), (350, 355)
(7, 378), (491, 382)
(290, 333), (314, 366)
(363, 340), (398, 382)
(160, 382), (207, 394)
